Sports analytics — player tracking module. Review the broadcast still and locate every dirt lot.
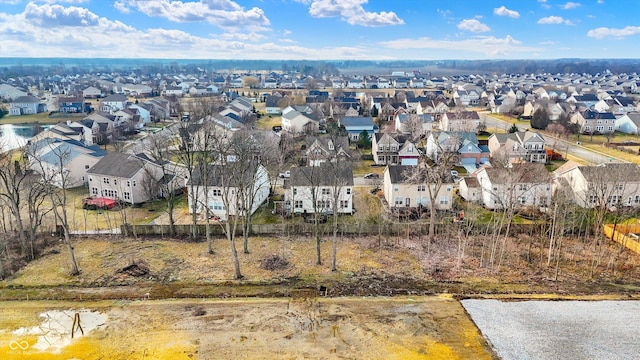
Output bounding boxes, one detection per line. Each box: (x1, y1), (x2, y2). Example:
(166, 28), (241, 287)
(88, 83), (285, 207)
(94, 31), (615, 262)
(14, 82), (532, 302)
(0, 296), (494, 360)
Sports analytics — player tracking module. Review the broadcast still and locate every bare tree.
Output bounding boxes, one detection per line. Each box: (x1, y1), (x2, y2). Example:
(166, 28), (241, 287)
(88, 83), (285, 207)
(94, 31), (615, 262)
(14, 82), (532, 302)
(405, 139), (459, 244)
(28, 139), (80, 275)
(403, 114), (424, 142)
(140, 131), (185, 236)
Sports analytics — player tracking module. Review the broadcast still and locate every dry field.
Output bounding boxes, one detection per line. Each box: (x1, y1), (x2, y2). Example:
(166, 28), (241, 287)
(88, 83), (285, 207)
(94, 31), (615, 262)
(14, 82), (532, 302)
(0, 296), (494, 360)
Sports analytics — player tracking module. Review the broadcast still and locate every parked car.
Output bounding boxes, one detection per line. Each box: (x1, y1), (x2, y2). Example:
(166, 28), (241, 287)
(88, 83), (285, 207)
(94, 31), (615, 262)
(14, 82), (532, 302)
(364, 173), (379, 179)
(279, 170), (291, 178)
(451, 170), (459, 177)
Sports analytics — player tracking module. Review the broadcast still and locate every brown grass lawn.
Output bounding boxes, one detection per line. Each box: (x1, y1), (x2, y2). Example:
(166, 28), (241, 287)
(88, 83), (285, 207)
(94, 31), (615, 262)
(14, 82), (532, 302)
(256, 115), (281, 130)
(2, 112), (59, 125)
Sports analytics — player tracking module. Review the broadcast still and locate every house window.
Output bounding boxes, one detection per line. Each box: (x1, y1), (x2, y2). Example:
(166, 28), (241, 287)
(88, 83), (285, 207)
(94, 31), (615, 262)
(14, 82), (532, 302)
(133, 180), (137, 187)
(393, 185), (399, 192)
(127, 180), (130, 187)
(316, 200), (329, 209)
(212, 189), (222, 196)
(340, 200), (348, 208)
(294, 200), (303, 209)
(418, 185), (425, 192)
(103, 177), (110, 184)
(114, 179), (117, 185)
(293, 188), (297, 196)
(439, 196), (449, 205)
(447, 186), (452, 192)
(322, 188), (330, 195)
(85, 165), (90, 169)
(346, 188), (351, 195)
(616, 184), (623, 191)
(82, 176), (85, 182)
(89, 176), (93, 182)
(213, 201), (224, 210)
(589, 195), (597, 204)
(518, 196), (526, 205)
(124, 192), (131, 201)
(91, 187), (98, 196)
(394, 197), (403, 205)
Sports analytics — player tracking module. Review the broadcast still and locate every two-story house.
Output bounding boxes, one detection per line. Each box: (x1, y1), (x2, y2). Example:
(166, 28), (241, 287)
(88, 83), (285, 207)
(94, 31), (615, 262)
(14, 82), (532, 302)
(475, 163), (553, 210)
(303, 136), (351, 166)
(395, 113), (434, 137)
(281, 108), (318, 135)
(383, 165), (454, 210)
(101, 94), (128, 113)
(571, 109), (616, 134)
(487, 131), (547, 164)
(187, 162), (270, 221)
(372, 133), (420, 166)
(440, 111), (480, 132)
(58, 96), (89, 114)
(28, 138), (107, 188)
(555, 163), (640, 209)
(339, 116), (378, 142)
(284, 164), (354, 216)
(86, 152), (180, 205)
(9, 95), (46, 115)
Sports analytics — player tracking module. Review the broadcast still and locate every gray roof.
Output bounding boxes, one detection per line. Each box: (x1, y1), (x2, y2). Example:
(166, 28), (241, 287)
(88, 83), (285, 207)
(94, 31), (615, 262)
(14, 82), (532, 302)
(484, 163), (552, 184)
(87, 153), (152, 178)
(578, 163), (640, 183)
(286, 163), (353, 187)
(103, 94), (128, 102)
(340, 116), (374, 128)
(188, 162), (261, 187)
(12, 95), (39, 103)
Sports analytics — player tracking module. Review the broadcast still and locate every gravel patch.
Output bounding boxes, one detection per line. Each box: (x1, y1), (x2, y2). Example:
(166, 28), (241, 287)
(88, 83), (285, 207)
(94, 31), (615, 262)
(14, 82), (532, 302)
(462, 300), (640, 360)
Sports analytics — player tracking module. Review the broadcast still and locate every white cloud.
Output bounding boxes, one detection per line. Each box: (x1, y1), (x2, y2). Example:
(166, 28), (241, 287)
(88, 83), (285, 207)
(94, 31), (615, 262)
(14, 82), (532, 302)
(117, 0), (270, 32)
(562, 2), (581, 9)
(283, 29), (292, 36)
(457, 19), (490, 33)
(538, 0), (551, 9)
(597, 0), (604, 3)
(493, 6), (519, 18)
(587, 26), (640, 39)
(0, 0), (23, 4)
(537, 16), (573, 25)
(307, 0), (404, 27)
(0, 2), (383, 59)
(114, 1), (130, 14)
(380, 35), (540, 57)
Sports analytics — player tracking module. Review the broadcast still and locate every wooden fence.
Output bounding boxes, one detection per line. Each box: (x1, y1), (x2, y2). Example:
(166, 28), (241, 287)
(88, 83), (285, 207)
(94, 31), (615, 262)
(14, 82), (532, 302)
(121, 222), (545, 238)
(603, 224), (640, 254)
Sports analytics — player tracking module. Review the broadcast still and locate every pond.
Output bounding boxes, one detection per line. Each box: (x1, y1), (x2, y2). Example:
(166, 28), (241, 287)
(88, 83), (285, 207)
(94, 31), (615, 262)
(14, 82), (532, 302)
(0, 123), (51, 151)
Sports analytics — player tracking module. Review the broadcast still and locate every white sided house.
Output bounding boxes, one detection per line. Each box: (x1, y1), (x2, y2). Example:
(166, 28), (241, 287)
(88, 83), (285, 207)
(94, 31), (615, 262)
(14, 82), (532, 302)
(383, 165), (454, 210)
(284, 164), (354, 216)
(187, 163), (270, 221)
(28, 138), (107, 188)
(475, 163), (553, 210)
(555, 163), (640, 209)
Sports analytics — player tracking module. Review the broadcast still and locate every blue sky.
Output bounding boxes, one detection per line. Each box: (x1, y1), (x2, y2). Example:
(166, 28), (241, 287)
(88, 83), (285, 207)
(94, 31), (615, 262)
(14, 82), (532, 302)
(0, 0), (638, 60)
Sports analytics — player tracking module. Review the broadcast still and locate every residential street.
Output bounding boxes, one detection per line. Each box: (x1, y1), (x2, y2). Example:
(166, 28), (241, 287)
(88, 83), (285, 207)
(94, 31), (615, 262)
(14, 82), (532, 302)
(481, 112), (627, 165)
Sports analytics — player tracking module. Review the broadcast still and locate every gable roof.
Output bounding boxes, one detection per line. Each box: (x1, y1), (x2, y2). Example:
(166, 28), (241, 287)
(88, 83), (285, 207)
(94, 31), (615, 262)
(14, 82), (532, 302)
(483, 163), (552, 184)
(87, 152), (156, 178)
(287, 163), (354, 187)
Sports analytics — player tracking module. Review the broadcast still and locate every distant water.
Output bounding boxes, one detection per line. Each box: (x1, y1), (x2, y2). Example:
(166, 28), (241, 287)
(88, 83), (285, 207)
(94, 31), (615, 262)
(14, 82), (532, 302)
(0, 123), (50, 152)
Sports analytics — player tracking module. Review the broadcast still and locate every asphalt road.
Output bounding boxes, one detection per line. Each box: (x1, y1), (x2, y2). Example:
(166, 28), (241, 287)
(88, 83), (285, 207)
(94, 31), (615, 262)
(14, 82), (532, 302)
(481, 113), (626, 165)
(463, 299), (640, 360)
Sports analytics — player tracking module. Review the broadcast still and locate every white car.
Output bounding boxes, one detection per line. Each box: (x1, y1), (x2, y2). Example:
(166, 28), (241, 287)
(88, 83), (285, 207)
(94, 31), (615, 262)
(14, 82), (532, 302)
(278, 170), (291, 178)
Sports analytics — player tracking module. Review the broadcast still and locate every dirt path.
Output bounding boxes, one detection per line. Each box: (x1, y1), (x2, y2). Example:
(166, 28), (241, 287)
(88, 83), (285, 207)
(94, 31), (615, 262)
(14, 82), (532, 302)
(0, 296), (494, 360)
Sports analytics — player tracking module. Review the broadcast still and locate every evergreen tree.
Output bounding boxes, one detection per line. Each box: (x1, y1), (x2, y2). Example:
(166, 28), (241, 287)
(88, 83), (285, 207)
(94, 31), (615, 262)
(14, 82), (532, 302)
(357, 130), (371, 149)
(508, 124), (519, 133)
(531, 108), (550, 130)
